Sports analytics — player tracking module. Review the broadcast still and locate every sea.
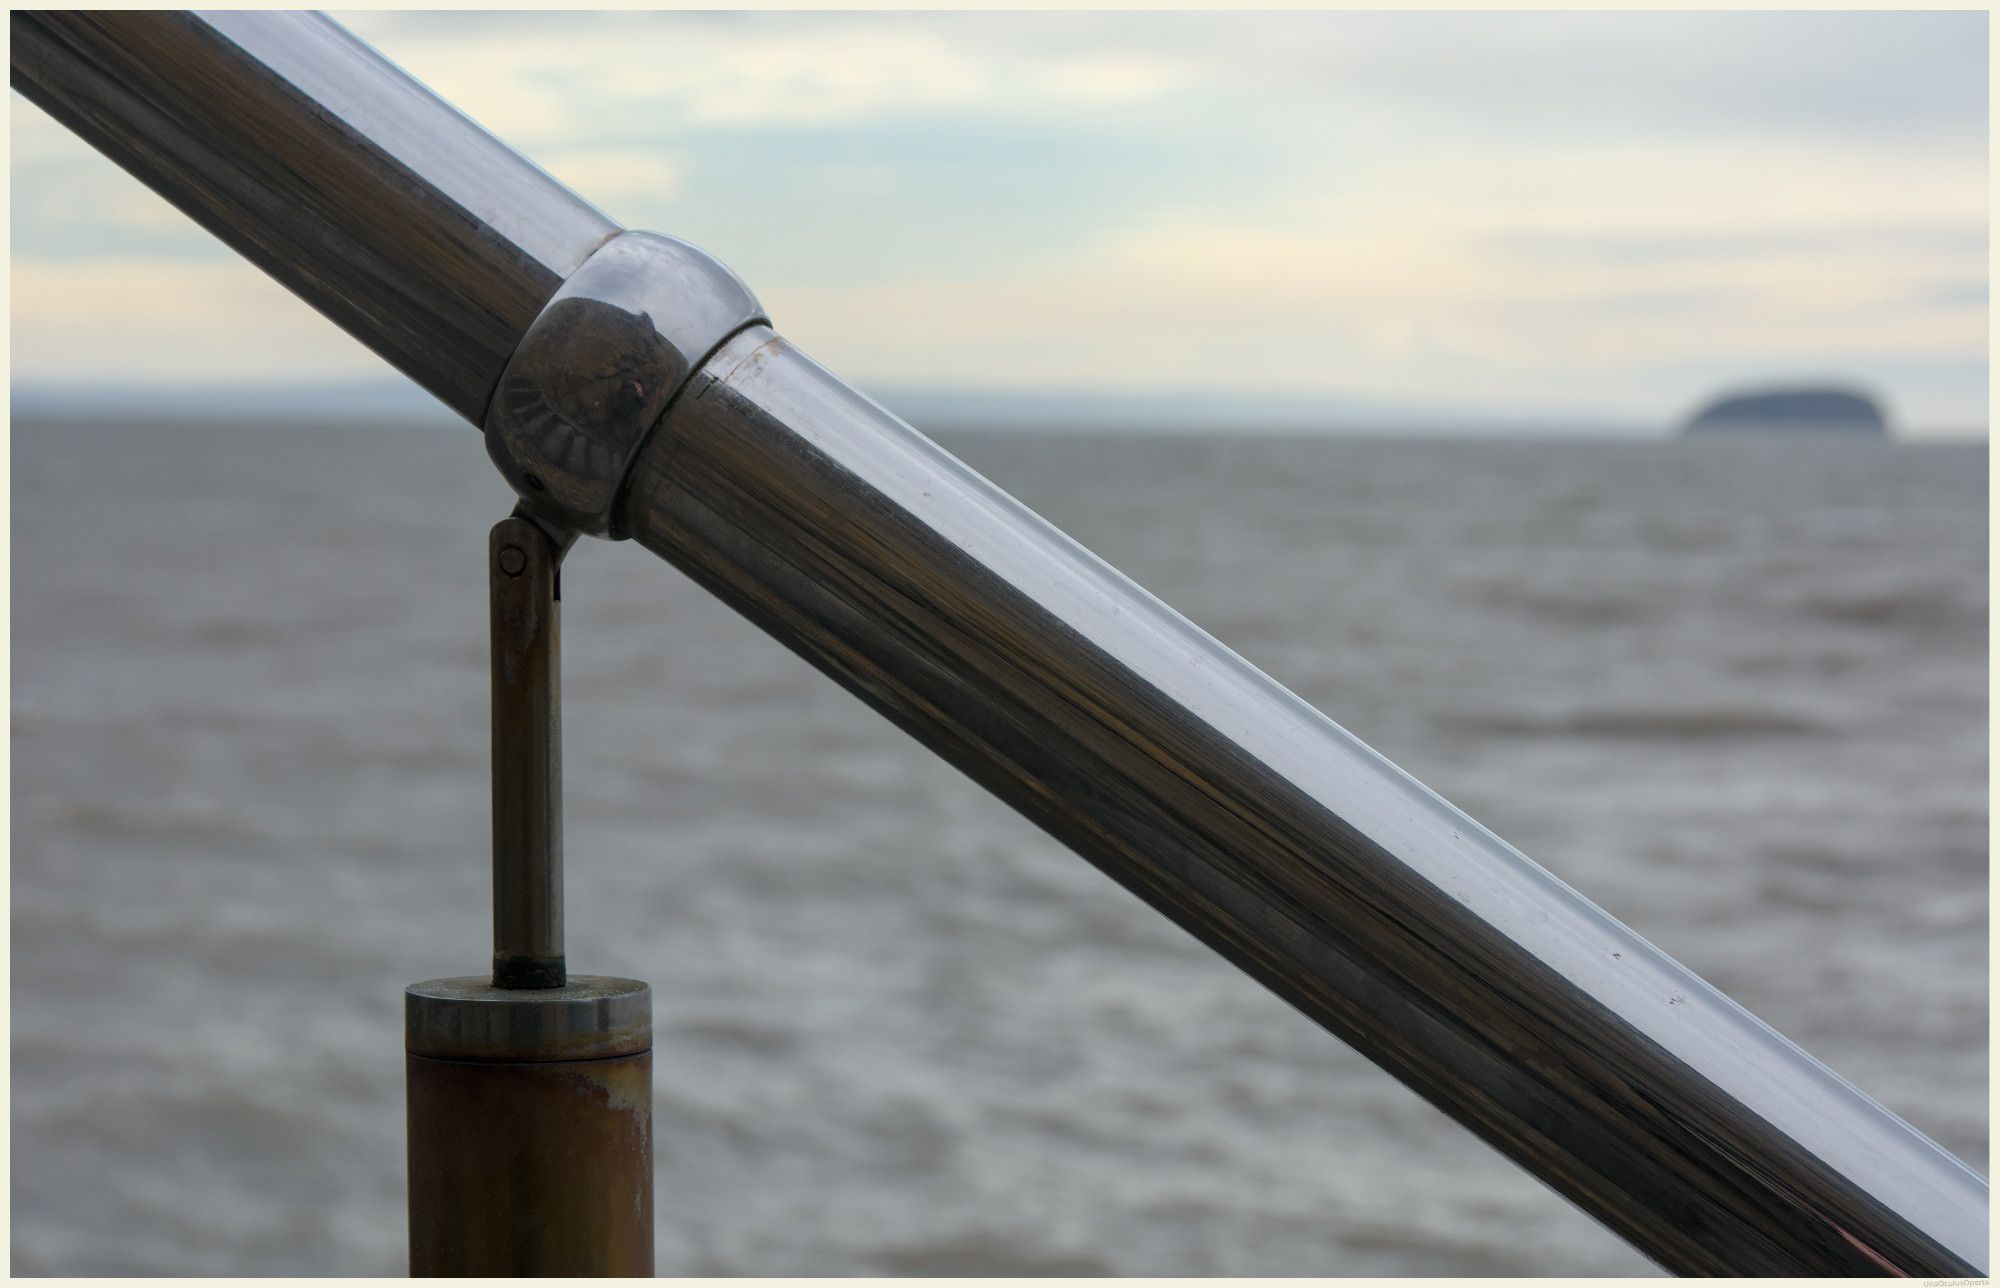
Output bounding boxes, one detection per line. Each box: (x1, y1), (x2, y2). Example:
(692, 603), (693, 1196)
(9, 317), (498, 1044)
(11, 419), (1989, 1275)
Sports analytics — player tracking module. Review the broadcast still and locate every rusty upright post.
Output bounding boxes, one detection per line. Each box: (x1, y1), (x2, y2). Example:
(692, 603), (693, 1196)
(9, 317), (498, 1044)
(404, 512), (653, 1276)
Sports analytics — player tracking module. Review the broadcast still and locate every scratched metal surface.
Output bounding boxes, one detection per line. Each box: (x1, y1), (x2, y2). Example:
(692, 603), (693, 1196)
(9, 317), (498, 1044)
(10, 11), (616, 421)
(625, 334), (1985, 1273)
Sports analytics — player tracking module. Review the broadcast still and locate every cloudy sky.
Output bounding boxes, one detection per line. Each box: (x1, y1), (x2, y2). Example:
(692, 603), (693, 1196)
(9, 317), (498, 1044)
(10, 10), (1989, 434)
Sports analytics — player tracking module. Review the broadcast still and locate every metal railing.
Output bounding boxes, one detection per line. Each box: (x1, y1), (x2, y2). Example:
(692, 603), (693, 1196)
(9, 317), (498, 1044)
(12, 10), (1988, 1277)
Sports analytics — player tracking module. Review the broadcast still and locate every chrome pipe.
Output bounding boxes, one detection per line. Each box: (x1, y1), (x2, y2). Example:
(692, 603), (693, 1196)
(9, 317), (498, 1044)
(13, 11), (1986, 1276)
(8, 10), (619, 422)
(489, 514), (568, 990)
(619, 326), (1988, 1277)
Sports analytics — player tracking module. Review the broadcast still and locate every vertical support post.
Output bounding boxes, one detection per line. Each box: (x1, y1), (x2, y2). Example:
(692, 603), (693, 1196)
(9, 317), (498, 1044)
(490, 514), (565, 989)
(404, 981), (654, 1276)
(405, 513), (654, 1277)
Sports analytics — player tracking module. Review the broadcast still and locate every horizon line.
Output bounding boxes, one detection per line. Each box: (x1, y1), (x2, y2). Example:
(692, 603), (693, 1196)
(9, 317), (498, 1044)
(10, 378), (1986, 441)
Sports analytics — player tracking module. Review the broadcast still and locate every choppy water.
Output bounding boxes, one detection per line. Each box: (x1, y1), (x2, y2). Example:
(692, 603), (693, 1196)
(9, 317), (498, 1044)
(12, 420), (1988, 1275)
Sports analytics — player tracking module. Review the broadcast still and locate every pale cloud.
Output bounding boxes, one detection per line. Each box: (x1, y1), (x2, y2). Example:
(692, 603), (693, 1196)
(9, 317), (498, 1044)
(339, 12), (1191, 140)
(534, 148), (683, 212)
(107, 186), (194, 235)
(11, 95), (231, 259)
(11, 12), (1987, 430)
(762, 157), (1984, 424)
(603, 30), (997, 126)
(1025, 55), (1184, 108)
(9, 97), (81, 165)
(10, 258), (390, 383)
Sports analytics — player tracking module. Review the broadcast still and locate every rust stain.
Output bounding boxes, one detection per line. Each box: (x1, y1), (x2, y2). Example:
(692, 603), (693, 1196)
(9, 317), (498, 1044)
(407, 1051), (653, 1276)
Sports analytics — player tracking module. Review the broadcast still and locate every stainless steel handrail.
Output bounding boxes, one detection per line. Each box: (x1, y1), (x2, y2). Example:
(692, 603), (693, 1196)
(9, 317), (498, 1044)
(13, 10), (1987, 1276)
(9, 10), (618, 422)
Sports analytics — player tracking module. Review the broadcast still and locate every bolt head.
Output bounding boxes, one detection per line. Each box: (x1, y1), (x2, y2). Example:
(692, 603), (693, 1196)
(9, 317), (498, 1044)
(498, 545), (528, 576)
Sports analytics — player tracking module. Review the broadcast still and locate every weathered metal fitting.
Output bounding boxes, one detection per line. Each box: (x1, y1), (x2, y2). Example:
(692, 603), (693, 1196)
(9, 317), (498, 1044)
(483, 230), (766, 539)
(406, 975), (651, 1062)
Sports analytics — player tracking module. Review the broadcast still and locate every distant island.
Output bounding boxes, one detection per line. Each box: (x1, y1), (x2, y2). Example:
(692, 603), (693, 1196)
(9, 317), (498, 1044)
(1682, 386), (1889, 437)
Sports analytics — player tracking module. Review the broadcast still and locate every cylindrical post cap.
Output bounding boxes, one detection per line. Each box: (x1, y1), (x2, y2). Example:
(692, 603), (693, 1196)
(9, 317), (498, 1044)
(405, 976), (650, 1062)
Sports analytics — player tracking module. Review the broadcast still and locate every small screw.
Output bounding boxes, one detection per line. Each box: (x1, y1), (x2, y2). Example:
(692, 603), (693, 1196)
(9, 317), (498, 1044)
(498, 545), (528, 577)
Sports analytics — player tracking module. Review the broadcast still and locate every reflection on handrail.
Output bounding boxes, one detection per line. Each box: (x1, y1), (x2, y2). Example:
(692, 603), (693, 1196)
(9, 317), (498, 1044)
(11, 9), (1987, 1276)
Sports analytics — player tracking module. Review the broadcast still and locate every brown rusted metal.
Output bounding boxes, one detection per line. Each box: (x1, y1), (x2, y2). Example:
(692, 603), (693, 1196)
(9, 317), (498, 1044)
(407, 1049), (653, 1276)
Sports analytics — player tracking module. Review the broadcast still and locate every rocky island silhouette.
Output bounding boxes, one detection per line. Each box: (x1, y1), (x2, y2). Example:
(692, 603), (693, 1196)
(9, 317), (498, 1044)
(1683, 386), (1889, 436)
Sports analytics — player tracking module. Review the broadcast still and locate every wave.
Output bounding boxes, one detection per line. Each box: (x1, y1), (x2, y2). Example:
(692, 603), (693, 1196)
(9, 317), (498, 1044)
(1470, 584), (1659, 627)
(49, 799), (261, 842)
(1792, 583), (1983, 631)
(1441, 704), (1827, 740)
